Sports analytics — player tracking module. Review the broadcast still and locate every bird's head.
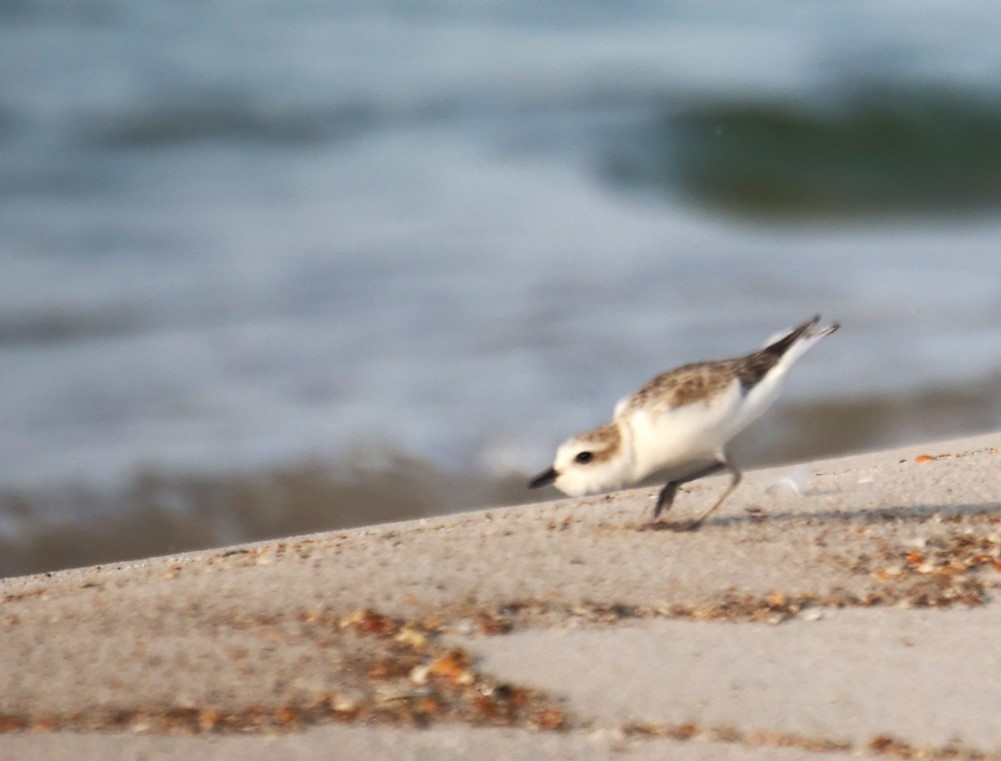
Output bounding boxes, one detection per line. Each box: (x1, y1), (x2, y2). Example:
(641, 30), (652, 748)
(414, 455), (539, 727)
(528, 422), (632, 498)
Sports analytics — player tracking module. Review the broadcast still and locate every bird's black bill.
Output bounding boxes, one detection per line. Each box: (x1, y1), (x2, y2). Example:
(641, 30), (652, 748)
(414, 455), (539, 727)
(528, 467), (558, 489)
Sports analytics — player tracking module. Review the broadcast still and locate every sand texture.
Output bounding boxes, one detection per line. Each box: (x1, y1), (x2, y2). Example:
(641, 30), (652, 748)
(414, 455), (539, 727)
(3, 433), (1001, 759)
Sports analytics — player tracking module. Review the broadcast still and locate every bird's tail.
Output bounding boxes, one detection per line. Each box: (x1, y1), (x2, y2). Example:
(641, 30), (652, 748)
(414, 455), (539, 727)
(760, 314), (840, 366)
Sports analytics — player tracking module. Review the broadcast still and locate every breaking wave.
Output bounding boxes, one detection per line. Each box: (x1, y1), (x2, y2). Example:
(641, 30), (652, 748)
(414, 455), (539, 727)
(606, 86), (1001, 218)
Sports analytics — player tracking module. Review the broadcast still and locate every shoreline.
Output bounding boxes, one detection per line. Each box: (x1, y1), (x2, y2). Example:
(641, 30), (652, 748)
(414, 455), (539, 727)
(3, 432), (1001, 759)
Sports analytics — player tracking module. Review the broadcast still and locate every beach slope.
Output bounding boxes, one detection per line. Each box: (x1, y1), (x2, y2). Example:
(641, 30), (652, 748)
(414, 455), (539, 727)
(3, 433), (1001, 759)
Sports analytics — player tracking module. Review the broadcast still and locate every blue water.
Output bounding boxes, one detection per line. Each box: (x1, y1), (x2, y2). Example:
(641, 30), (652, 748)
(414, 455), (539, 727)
(3, 0), (1001, 499)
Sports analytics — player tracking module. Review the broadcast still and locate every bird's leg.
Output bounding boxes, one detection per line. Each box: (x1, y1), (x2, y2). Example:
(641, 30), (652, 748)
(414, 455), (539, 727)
(672, 454), (742, 532)
(652, 460), (727, 520)
(652, 482), (680, 519)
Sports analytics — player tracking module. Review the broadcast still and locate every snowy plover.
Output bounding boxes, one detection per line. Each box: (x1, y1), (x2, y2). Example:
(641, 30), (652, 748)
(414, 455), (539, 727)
(529, 315), (839, 530)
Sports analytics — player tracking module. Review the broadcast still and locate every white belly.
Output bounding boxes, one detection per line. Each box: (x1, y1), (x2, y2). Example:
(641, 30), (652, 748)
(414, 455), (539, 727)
(624, 374), (783, 482)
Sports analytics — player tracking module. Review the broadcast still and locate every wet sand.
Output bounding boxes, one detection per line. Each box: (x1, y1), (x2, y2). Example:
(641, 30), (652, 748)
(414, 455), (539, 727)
(3, 433), (1001, 759)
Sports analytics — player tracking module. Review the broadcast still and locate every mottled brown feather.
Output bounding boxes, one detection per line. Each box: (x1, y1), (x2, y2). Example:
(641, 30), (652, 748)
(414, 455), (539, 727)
(618, 316), (823, 414)
(622, 360), (741, 413)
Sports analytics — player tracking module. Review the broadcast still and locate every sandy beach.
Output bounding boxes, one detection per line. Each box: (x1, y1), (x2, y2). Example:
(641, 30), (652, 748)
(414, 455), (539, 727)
(3, 432), (1001, 760)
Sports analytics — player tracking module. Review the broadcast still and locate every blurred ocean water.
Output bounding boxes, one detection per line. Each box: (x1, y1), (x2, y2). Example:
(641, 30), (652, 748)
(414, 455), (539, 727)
(3, 0), (1001, 574)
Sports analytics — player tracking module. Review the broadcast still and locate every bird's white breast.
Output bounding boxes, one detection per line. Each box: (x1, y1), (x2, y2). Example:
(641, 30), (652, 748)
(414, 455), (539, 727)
(622, 379), (744, 481)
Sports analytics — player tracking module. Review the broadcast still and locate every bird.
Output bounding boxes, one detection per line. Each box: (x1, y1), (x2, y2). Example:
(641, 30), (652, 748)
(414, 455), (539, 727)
(528, 315), (839, 530)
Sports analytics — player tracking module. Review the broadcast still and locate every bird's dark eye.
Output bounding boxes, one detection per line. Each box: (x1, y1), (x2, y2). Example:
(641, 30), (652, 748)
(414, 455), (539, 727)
(574, 451), (594, 464)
